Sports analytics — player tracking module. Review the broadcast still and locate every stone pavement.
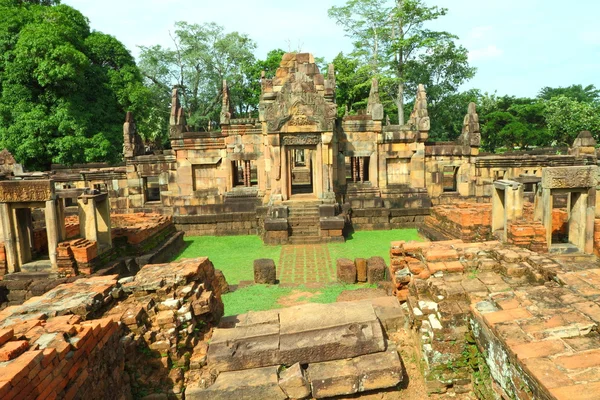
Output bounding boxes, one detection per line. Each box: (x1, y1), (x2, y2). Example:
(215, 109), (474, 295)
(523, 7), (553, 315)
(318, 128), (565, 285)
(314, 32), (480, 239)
(277, 244), (336, 284)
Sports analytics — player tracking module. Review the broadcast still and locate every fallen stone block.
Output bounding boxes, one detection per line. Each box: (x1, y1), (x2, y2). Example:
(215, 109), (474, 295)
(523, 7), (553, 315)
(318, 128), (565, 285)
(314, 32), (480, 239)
(337, 258), (356, 284)
(207, 321), (280, 373)
(279, 363), (311, 399)
(308, 348), (403, 398)
(356, 258), (367, 282)
(367, 257), (386, 283)
(278, 302), (385, 365)
(308, 358), (358, 398)
(369, 296), (405, 333)
(254, 259), (277, 284)
(186, 366), (287, 400)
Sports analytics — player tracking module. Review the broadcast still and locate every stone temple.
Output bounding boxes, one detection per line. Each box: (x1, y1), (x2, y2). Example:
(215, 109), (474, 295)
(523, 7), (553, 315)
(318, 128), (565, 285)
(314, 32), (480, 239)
(0, 52), (600, 399)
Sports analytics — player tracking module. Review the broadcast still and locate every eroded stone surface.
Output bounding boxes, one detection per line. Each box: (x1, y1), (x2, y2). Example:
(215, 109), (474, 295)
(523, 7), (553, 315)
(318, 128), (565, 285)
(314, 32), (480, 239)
(308, 348), (403, 398)
(186, 366), (287, 400)
(278, 302), (385, 365)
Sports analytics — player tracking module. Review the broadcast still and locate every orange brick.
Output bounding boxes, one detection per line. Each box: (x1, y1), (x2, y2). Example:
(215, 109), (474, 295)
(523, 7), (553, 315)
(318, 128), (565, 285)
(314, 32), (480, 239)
(0, 328), (13, 347)
(445, 261), (464, 273)
(0, 340), (29, 361)
(555, 349), (600, 370)
(511, 340), (568, 360)
(483, 308), (533, 326)
(549, 381), (600, 400)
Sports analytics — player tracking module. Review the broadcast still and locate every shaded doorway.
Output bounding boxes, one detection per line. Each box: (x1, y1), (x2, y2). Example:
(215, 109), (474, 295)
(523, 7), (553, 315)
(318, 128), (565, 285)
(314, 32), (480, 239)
(289, 148), (315, 197)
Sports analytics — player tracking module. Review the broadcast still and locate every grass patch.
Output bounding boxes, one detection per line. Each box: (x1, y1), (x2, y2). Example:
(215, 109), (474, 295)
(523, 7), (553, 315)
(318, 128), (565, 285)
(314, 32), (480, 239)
(329, 228), (423, 265)
(222, 283), (375, 316)
(176, 236), (281, 284)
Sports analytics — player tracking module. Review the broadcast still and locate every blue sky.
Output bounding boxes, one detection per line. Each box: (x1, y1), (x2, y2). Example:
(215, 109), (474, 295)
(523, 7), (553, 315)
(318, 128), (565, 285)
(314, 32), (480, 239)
(63, 0), (599, 98)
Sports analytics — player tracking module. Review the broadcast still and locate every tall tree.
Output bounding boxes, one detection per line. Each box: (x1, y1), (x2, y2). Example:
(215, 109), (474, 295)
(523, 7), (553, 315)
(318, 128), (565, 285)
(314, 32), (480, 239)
(233, 48), (286, 118)
(138, 22), (256, 129)
(0, 0), (150, 169)
(329, 0), (475, 124)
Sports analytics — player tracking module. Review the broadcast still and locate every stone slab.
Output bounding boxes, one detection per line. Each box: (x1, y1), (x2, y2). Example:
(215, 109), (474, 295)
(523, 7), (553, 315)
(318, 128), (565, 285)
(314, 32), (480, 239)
(186, 366), (287, 400)
(207, 322), (280, 373)
(308, 348), (403, 398)
(278, 302), (385, 365)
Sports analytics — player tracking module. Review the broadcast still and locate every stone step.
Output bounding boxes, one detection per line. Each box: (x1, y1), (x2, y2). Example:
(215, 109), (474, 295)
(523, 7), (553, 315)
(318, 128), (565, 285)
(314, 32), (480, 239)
(289, 236), (322, 244)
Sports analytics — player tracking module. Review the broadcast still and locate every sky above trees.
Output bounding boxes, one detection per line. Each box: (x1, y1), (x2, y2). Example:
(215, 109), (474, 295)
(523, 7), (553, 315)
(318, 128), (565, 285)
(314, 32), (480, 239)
(63, 0), (600, 98)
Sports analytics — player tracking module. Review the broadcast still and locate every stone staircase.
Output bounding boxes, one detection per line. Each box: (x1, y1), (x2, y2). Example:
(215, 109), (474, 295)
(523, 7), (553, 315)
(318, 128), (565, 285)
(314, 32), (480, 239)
(285, 201), (321, 244)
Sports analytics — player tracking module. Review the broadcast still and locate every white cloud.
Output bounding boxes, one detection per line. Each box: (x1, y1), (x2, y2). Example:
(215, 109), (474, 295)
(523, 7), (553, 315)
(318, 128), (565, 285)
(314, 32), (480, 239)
(468, 45), (503, 62)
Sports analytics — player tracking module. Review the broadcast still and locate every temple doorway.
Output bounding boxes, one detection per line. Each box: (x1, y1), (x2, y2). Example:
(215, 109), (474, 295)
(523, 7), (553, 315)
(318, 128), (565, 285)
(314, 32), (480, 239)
(288, 147), (315, 197)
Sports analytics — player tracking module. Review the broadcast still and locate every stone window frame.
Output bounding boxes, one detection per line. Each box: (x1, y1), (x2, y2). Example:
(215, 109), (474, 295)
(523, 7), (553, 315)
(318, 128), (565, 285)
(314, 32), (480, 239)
(143, 176), (161, 203)
(442, 165), (459, 192)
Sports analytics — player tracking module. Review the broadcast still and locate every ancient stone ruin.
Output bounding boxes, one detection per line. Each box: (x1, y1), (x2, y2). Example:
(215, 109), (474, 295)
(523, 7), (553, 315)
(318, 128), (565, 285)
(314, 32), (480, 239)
(1, 52), (600, 399)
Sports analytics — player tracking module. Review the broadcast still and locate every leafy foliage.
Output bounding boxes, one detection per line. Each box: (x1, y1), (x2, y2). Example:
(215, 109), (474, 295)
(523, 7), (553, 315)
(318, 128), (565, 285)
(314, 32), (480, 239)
(138, 22), (256, 130)
(0, 0), (150, 169)
(329, 0), (475, 124)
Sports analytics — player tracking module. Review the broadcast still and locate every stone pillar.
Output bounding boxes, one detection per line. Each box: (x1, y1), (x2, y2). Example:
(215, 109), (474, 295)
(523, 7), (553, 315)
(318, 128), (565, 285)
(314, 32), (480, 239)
(45, 199), (59, 270)
(369, 151), (378, 187)
(542, 188), (553, 248)
(0, 203), (17, 272)
(315, 143), (323, 199)
(95, 196), (112, 249)
(569, 192), (587, 251)
(57, 199), (66, 242)
(359, 157), (364, 183)
(78, 196), (98, 243)
(586, 187), (596, 254)
(491, 187), (505, 234)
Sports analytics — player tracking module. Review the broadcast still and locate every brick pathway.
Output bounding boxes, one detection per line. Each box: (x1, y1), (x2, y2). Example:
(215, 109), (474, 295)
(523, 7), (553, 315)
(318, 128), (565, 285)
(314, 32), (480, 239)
(277, 244), (336, 284)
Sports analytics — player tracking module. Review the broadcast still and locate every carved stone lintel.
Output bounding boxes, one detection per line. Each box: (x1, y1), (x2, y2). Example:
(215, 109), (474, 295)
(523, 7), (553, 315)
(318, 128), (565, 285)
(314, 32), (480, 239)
(281, 134), (321, 146)
(0, 180), (53, 202)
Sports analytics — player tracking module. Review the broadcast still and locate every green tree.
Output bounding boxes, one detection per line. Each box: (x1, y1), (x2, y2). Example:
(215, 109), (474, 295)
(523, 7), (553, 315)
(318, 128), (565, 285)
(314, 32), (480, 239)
(427, 89), (480, 141)
(233, 48), (286, 118)
(138, 22), (256, 129)
(332, 52), (371, 117)
(478, 94), (551, 152)
(0, 0), (150, 169)
(538, 84), (600, 104)
(329, 0), (475, 124)
(544, 95), (600, 146)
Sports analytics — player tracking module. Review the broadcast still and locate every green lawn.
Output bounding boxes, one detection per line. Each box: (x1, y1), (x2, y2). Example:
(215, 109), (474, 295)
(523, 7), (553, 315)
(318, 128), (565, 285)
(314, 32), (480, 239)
(222, 283), (375, 317)
(176, 235), (281, 284)
(329, 228), (423, 265)
(174, 229), (424, 316)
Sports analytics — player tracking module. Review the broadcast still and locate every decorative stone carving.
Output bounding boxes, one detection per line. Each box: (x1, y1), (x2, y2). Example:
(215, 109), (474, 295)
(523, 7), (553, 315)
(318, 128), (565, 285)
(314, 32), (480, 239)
(0, 180), (53, 202)
(123, 112), (144, 159)
(366, 78), (384, 121)
(261, 53), (336, 133)
(541, 166), (598, 189)
(281, 134), (321, 146)
(457, 102), (481, 148)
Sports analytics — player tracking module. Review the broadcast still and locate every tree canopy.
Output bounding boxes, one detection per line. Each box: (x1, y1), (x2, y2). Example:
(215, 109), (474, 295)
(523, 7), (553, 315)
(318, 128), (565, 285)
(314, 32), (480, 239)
(0, 0), (150, 170)
(329, 0), (475, 125)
